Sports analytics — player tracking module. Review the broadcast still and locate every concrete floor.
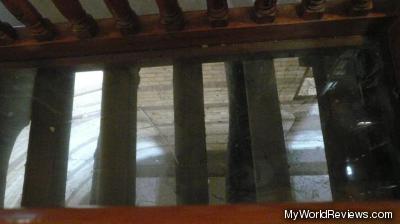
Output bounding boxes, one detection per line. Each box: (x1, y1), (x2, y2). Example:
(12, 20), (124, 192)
(4, 59), (332, 208)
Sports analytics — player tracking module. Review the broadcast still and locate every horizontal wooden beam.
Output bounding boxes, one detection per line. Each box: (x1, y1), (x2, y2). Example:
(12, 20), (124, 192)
(0, 202), (399, 223)
(0, 36), (369, 69)
(0, 3), (393, 67)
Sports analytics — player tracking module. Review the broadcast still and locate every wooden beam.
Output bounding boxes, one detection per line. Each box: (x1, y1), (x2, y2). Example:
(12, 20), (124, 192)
(173, 61), (209, 205)
(252, 0), (277, 23)
(0, 21), (17, 45)
(21, 67), (75, 207)
(207, 0), (229, 27)
(51, 0), (98, 38)
(0, 69), (34, 208)
(0, 36), (367, 69)
(243, 59), (292, 202)
(225, 61), (256, 203)
(93, 66), (139, 206)
(1, 202), (399, 223)
(0, 4), (392, 65)
(0, 0), (56, 41)
(298, 0), (326, 20)
(103, 0), (140, 35)
(155, 0), (184, 31)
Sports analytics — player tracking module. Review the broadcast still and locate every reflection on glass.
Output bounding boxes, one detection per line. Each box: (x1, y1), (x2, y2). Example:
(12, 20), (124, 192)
(1, 47), (400, 208)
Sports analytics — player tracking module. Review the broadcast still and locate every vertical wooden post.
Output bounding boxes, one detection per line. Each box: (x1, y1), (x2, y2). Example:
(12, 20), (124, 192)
(21, 67), (75, 207)
(155, 0), (184, 31)
(173, 61), (209, 205)
(103, 0), (140, 35)
(94, 66), (139, 206)
(243, 59), (292, 202)
(298, 0), (325, 20)
(0, 69), (35, 208)
(51, 0), (98, 38)
(207, 0), (229, 27)
(252, 0), (277, 23)
(225, 61), (256, 203)
(350, 0), (373, 16)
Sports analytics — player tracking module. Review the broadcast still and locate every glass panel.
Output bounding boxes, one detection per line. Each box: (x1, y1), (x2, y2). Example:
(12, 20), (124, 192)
(1, 46), (400, 208)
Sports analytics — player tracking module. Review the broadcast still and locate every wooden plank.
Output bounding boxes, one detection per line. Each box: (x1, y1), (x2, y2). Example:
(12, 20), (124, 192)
(0, 202), (399, 223)
(0, 69), (34, 208)
(173, 61), (209, 205)
(0, 36), (367, 69)
(21, 67), (75, 207)
(225, 61), (256, 203)
(92, 66), (139, 206)
(0, 3), (392, 65)
(243, 59), (292, 202)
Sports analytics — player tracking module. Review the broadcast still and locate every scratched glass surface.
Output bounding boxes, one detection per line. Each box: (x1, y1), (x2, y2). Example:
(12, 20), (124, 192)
(1, 47), (400, 209)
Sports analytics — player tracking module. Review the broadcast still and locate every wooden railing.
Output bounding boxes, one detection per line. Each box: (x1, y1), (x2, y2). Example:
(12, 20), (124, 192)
(0, 0), (399, 222)
(0, 0), (396, 68)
